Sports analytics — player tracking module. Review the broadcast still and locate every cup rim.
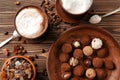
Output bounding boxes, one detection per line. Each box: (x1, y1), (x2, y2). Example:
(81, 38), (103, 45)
(14, 5), (48, 39)
(1, 55), (36, 80)
(59, 0), (93, 15)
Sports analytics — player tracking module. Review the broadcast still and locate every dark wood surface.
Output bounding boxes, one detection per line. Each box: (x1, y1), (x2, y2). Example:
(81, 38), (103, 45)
(0, 0), (120, 80)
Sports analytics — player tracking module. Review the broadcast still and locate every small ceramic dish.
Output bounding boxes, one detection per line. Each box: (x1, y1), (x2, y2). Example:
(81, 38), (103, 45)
(1, 55), (36, 80)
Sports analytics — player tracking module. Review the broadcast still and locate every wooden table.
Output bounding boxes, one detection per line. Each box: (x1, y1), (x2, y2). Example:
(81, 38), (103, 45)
(0, 0), (120, 80)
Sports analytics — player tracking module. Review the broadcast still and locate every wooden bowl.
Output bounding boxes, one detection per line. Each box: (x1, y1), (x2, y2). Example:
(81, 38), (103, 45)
(1, 55), (36, 80)
(14, 5), (48, 39)
(55, 0), (92, 23)
(47, 24), (120, 80)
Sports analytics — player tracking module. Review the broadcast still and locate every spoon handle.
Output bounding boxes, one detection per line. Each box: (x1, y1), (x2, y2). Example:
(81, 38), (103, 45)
(0, 36), (13, 48)
(101, 7), (120, 18)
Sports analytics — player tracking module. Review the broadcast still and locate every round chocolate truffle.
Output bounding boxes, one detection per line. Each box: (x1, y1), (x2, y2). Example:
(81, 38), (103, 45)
(91, 38), (102, 49)
(105, 59), (115, 70)
(86, 68), (96, 79)
(73, 41), (81, 48)
(73, 65), (85, 76)
(97, 48), (108, 58)
(61, 63), (71, 72)
(59, 53), (69, 62)
(62, 43), (72, 53)
(80, 35), (91, 46)
(83, 46), (93, 56)
(73, 49), (83, 59)
(96, 69), (107, 79)
(84, 59), (92, 67)
(61, 72), (71, 80)
(70, 77), (80, 80)
(92, 57), (103, 68)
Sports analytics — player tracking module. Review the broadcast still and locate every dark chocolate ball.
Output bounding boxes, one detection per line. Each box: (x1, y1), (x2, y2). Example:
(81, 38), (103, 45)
(84, 59), (92, 67)
(96, 69), (107, 79)
(105, 59), (115, 70)
(80, 35), (91, 46)
(97, 48), (108, 58)
(62, 43), (72, 53)
(61, 63), (71, 72)
(73, 65), (85, 76)
(73, 49), (83, 59)
(59, 53), (69, 62)
(92, 58), (103, 68)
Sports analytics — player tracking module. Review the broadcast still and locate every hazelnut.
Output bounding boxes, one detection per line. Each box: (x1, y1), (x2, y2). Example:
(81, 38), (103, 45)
(69, 57), (79, 67)
(61, 72), (71, 80)
(83, 46), (93, 56)
(92, 58), (103, 68)
(15, 1), (21, 5)
(86, 68), (96, 79)
(91, 38), (102, 49)
(84, 59), (92, 67)
(73, 41), (80, 48)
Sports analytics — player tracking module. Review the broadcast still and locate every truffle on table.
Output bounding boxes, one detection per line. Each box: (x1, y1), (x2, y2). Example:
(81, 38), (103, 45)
(96, 69), (107, 79)
(97, 48), (108, 58)
(61, 63), (71, 72)
(80, 35), (91, 46)
(83, 46), (93, 56)
(59, 53), (69, 62)
(92, 57), (103, 68)
(62, 43), (72, 53)
(104, 59), (115, 70)
(73, 65), (85, 76)
(73, 49), (83, 59)
(91, 38), (103, 49)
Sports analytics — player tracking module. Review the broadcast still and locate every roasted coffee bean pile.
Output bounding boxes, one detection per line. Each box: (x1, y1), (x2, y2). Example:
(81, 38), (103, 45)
(59, 35), (115, 80)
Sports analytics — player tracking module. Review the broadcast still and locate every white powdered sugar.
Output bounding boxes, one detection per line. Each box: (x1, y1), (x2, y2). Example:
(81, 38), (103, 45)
(15, 7), (44, 38)
(61, 0), (93, 14)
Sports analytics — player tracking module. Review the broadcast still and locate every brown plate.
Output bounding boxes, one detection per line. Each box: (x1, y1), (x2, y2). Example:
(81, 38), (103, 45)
(47, 24), (120, 80)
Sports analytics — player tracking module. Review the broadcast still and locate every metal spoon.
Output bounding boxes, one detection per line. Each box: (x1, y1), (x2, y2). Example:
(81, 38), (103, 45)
(89, 7), (120, 24)
(0, 30), (20, 48)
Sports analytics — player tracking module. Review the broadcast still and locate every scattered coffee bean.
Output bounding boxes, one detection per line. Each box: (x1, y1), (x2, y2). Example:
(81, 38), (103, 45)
(4, 32), (9, 35)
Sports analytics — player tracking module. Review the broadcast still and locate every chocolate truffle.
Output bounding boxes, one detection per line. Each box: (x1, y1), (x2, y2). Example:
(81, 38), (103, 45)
(91, 38), (102, 49)
(97, 48), (108, 58)
(73, 49), (83, 59)
(80, 35), (91, 46)
(59, 53), (69, 62)
(96, 69), (106, 79)
(105, 59), (115, 70)
(86, 68), (96, 79)
(73, 41), (80, 48)
(69, 57), (79, 67)
(73, 65), (85, 76)
(83, 46), (93, 56)
(92, 57), (103, 68)
(84, 59), (92, 67)
(61, 72), (71, 80)
(62, 43), (72, 53)
(61, 63), (71, 72)
(70, 77), (80, 80)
